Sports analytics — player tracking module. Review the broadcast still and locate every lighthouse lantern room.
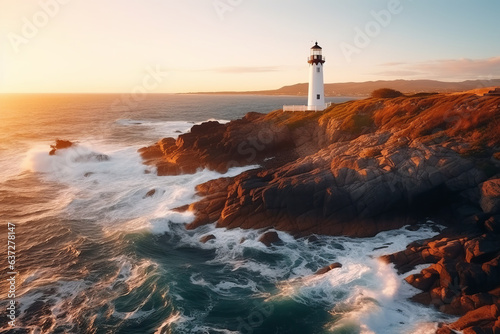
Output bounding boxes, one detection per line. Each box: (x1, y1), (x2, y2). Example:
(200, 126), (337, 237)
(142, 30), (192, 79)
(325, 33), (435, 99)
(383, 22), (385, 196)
(307, 42), (326, 111)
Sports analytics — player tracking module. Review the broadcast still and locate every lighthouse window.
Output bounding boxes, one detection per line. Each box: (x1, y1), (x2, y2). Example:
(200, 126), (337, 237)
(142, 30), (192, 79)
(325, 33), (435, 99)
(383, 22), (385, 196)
(317, 94), (321, 100)
(316, 67), (320, 73)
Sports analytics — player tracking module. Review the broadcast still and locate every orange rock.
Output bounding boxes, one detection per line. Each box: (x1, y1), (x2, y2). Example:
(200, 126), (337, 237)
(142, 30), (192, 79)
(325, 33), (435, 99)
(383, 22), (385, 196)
(450, 304), (499, 330)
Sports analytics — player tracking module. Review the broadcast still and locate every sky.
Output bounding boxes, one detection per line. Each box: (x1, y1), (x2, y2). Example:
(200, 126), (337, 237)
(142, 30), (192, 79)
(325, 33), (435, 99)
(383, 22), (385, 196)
(1, 0), (500, 93)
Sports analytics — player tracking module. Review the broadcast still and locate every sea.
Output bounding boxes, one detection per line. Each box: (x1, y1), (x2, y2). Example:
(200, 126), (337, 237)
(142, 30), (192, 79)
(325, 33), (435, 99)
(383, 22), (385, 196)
(0, 94), (455, 334)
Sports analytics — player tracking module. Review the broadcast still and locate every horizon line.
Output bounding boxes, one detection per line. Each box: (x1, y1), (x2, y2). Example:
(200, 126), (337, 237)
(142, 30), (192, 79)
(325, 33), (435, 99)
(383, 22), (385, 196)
(1, 78), (499, 95)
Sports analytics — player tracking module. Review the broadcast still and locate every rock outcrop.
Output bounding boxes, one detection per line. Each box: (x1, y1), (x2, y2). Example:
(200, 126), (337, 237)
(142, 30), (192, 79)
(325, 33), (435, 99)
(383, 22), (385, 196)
(199, 234), (216, 244)
(481, 179), (500, 214)
(49, 139), (74, 155)
(48, 140), (109, 162)
(382, 216), (500, 333)
(139, 114), (297, 175)
(315, 262), (343, 275)
(258, 231), (283, 247)
(185, 138), (494, 237)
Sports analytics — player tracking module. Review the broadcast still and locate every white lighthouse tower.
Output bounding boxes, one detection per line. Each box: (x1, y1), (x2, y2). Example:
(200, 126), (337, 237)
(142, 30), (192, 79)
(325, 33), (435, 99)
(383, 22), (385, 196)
(307, 42), (326, 111)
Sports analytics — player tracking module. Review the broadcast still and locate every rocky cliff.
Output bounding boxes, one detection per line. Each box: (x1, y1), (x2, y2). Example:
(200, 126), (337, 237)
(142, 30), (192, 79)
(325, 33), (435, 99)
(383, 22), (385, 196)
(140, 92), (499, 237)
(140, 92), (500, 333)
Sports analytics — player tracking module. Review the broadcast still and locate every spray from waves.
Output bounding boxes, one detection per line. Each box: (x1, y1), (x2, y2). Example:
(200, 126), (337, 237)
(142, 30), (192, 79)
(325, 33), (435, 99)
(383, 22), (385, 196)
(12, 256), (167, 333)
(21, 141), (259, 231)
(7, 135), (263, 333)
(150, 222), (456, 334)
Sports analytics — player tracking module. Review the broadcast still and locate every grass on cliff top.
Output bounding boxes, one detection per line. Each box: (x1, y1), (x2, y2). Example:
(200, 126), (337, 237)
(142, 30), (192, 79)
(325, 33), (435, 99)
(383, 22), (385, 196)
(372, 93), (500, 147)
(321, 99), (382, 134)
(265, 99), (383, 135)
(266, 92), (500, 149)
(322, 92), (499, 148)
(264, 109), (323, 129)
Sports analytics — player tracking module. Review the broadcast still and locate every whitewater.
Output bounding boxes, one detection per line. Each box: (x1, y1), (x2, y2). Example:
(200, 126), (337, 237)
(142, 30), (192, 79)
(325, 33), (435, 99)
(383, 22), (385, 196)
(0, 94), (455, 333)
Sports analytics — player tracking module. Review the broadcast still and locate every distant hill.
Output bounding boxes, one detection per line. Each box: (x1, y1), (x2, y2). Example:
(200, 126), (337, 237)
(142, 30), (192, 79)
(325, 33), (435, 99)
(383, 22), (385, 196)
(192, 79), (500, 97)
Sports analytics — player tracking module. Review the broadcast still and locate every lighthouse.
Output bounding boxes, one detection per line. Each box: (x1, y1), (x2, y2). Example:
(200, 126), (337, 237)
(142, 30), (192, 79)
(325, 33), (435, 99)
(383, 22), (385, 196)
(307, 42), (326, 111)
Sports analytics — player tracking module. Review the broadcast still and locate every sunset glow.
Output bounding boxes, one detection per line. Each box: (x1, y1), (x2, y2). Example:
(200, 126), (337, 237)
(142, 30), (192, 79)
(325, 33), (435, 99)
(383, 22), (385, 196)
(1, 0), (500, 93)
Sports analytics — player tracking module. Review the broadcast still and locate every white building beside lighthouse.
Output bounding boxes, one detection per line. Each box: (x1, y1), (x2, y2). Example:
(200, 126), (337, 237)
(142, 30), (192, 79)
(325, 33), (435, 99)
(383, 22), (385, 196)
(307, 42), (326, 111)
(283, 42), (327, 112)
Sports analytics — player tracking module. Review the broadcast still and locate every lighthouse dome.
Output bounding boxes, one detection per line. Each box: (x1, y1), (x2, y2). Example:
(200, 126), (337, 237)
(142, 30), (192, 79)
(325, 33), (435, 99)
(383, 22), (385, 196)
(311, 42), (322, 50)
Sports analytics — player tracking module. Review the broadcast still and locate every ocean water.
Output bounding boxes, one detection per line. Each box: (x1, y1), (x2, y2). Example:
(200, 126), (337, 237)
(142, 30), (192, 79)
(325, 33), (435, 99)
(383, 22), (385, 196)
(0, 94), (454, 334)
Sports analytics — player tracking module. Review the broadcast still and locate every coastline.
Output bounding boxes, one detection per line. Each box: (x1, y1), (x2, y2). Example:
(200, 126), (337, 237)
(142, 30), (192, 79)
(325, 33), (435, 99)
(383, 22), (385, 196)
(139, 91), (500, 333)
